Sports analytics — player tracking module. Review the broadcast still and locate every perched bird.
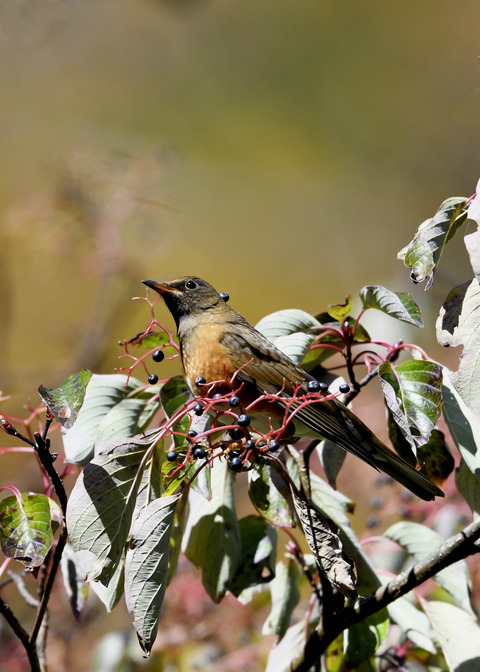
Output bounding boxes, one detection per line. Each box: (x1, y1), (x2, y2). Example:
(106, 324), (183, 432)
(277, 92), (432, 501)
(142, 276), (444, 501)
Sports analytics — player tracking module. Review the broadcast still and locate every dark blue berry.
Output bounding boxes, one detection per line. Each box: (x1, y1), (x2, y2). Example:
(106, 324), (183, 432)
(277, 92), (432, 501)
(367, 515), (378, 528)
(268, 440), (280, 452)
(237, 414), (251, 427)
(166, 450), (177, 462)
(220, 292), (229, 302)
(229, 456), (243, 471)
(188, 429), (198, 438)
(318, 382), (329, 392)
(213, 393), (223, 400)
(152, 349), (164, 362)
(307, 380), (320, 392)
(339, 383), (350, 394)
(193, 446), (207, 459)
(230, 428), (244, 440)
(148, 374), (159, 385)
(194, 403), (204, 416)
(195, 376), (206, 387)
(229, 396), (241, 407)
(245, 439), (255, 449)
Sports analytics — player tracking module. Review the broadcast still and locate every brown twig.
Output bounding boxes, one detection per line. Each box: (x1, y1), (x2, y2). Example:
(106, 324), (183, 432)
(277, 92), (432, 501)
(290, 517), (480, 671)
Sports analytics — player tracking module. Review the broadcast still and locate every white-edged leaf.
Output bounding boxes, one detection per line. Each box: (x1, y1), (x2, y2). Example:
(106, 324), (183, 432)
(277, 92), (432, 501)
(384, 521), (473, 615)
(421, 599), (480, 671)
(125, 494), (180, 654)
(437, 279), (480, 417)
(360, 286), (423, 327)
(398, 196), (468, 289)
(442, 367), (480, 475)
(182, 459), (241, 602)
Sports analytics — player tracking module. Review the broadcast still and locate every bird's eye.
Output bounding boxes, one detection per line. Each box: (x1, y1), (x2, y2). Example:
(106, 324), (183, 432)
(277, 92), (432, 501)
(185, 279), (198, 290)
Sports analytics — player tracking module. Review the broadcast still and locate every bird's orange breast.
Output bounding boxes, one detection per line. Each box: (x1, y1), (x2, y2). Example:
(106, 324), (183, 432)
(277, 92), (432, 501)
(181, 322), (237, 394)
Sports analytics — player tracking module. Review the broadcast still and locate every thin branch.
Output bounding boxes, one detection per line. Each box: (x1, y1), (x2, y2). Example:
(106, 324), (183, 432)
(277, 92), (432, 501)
(290, 517), (480, 672)
(0, 597), (41, 672)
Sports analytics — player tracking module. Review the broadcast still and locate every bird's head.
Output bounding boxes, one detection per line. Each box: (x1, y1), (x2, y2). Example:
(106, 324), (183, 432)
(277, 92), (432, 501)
(142, 276), (227, 328)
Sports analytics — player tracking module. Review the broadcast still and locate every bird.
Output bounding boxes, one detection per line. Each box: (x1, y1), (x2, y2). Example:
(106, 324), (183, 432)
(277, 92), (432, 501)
(142, 276), (444, 501)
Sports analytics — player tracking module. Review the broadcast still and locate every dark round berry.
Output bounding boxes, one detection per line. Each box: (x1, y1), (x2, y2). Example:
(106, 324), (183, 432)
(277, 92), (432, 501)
(237, 414), (251, 427)
(230, 428), (244, 440)
(220, 292), (229, 302)
(166, 450), (177, 462)
(213, 393), (223, 400)
(188, 429), (198, 438)
(194, 403), (204, 416)
(245, 439), (256, 450)
(318, 382), (329, 392)
(339, 383), (350, 394)
(366, 515), (378, 528)
(195, 376), (206, 387)
(268, 440), (280, 452)
(370, 495), (382, 509)
(229, 395), (241, 407)
(307, 380), (320, 393)
(148, 374), (159, 385)
(229, 456), (243, 471)
(193, 446), (207, 459)
(152, 349), (164, 363)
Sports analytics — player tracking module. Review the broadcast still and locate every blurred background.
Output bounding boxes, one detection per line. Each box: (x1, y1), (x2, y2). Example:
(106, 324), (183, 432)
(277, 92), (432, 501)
(0, 0), (479, 670)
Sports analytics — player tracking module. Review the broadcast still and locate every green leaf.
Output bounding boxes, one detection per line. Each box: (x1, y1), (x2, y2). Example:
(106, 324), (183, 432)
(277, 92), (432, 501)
(263, 560), (300, 640)
(360, 285), (423, 327)
(62, 373), (161, 465)
(39, 369), (92, 428)
(455, 459), (480, 518)
(125, 329), (179, 358)
(248, 461), (295, 528)
(421, 599), (480, 671)
(125, 494), (180, 655)
(398, 196), (468, 289)
(66, 433), (159, 581)
(346, 608), (389, 664)
(167, 494), (188, 584)
(379, 359), (443, 457)
(182, 459), (241, 602)
(0, 493), (62, 568)
(316, 439), (346, 489)
(160, 375), (192, 445)
(442, 367), (480, 475)
(60, 542), (89, 620)
(416, 429), (454, 485)
(228, 516), (277, 601)
(327, 294), (352, 322)
(437, 279), (480, 417)
(384, 521), (474, 615)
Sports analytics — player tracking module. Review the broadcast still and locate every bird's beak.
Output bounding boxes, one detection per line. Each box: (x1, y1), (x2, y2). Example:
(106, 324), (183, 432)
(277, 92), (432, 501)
(142, 279), (176, 296)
